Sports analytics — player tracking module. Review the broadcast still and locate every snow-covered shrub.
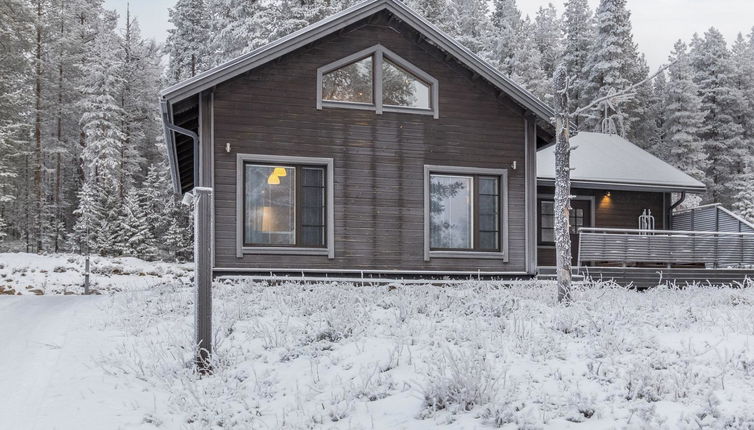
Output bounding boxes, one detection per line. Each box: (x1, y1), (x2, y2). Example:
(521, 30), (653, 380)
(419, 347), (502, 416)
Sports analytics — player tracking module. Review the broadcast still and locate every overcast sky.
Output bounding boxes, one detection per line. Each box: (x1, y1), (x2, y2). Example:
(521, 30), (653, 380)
(104, 0), (754, 70)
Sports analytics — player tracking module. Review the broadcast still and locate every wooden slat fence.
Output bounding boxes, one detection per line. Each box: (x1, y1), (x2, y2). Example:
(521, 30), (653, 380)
(578, 227), (754, 268)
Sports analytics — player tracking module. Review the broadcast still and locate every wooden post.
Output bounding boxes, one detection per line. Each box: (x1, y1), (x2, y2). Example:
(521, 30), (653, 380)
(194, 187), (213, 373)
(83, 254), (90, 295)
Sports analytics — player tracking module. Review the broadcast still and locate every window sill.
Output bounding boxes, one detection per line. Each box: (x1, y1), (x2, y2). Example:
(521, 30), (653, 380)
(427, 251), (506, 260)
(240, 247), (332, 258)
(319, 101), (437, 118)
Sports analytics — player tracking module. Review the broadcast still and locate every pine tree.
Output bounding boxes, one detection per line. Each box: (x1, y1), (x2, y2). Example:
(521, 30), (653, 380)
(510, 18), (551, 103)
(0, 0), (34, 244)
(582, 0), (643, 134)
(662, 40), (707, 181)
(490, 0), (523, 74)
(690, 28), (747, 205)
(165, 0), (210, 83)
(533, 3), (562, 79)
(445, 0), (495, 62)
(120, 187), (157, 258)
(733, 164), (754, 223)
(206, 0), (266, 67)
(78, 12), (126, 184)
(561, 0), (593, 122)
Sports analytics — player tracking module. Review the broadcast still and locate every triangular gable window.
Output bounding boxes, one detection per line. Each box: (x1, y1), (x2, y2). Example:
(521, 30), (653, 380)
(317, 45), (439, 118)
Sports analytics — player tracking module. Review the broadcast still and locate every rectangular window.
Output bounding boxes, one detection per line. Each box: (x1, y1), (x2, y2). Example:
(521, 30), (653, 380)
(539, 200), (555, 244)
(429, 172), (502, 253)
(538, 199), (589, 245)
(243, 163), (326, 248)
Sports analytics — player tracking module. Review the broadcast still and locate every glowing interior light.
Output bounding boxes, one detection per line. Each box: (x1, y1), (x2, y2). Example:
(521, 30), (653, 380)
(267, 174), (280, 185)
(272, 167), (287, 177)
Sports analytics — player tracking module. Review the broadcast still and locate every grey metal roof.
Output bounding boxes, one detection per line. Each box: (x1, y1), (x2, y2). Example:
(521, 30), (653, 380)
(537, 132), (707, 193)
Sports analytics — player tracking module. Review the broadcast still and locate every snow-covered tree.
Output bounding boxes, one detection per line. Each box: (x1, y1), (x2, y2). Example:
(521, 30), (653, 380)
(533, 3), (562, 79)
(733, 165), (754, 223)
(582, 0), (643, 133)
(490, 0), (524, 74)
(165, 0), (210, 83)
(205, 0), (265, 67)
(510, 18), (551, 102)
(120, 187), (157, 258)
(78, 12), (125, 183)
(561, 0), (593, 122)
(661, 40), (707, 180)
(690, 28), (747, 205)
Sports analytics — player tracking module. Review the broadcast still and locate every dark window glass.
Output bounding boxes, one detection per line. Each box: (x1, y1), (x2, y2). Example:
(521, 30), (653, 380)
(301, 167), (326, 247)
(477, 176), (499, 251)
(539, 200), (555, 244)
(322, 57), (373, 104)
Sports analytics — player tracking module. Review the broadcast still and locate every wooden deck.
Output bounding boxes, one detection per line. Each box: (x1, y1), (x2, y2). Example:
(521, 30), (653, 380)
(578, 266), (754, 288)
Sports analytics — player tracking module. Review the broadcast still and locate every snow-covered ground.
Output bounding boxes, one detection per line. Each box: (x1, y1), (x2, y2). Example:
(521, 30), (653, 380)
(2, 254), (754, 429)
(0, 252), (191, 295)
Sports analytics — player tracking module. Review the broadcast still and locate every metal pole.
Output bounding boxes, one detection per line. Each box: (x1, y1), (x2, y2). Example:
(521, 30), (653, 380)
(193, 187), (213, 373)
(84, 254), (90, 295)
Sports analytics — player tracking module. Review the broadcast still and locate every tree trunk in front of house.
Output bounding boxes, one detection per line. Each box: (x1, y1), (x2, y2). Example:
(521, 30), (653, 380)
(553, 66), (572, 303)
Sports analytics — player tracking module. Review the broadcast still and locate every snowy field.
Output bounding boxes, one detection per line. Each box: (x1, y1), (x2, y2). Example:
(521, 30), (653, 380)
(0, 252), (192, 295)
(2, 254), (754, 429)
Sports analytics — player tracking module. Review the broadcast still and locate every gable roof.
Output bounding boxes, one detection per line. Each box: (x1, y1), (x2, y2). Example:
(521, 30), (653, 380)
(160, 0), (553, 118)
(160, 0), (555, 193)
(536, 132), (707, 193)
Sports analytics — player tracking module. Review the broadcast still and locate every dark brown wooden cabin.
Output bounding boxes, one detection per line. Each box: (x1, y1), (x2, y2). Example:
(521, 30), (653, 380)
(160, 0), (752, 286)
(160, 0), (555, 278)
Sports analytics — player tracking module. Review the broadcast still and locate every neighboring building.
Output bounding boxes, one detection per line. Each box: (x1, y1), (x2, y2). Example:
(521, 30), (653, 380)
(535, 132), (705, 266)
(160, 0), (753, 284)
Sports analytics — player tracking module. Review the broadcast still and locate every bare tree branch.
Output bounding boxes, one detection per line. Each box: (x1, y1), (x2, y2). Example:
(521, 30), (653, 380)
(572, 61), (676, 118)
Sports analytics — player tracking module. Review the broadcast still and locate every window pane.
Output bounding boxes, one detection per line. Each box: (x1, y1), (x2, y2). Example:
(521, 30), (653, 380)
(430, 175), (472, 249)
(479, 195), (498, 217)
(245, 165), (295, 245)
(301, 226), (324, 247)
(301, 167), (326, 247)
(480, 231), (498, 250)
(479, 177), (498, 195)
(541, 214), (554, 228)
(541, 228), (554, 243)
(479, 214), (497, 232)
(382, 59), (430, 109)
(322, 57), (373, 104)
(541, 201), (554, 215)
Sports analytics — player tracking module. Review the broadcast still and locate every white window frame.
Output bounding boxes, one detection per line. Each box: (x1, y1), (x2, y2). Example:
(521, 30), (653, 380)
(236, 154), (335, 259)
(423, 165), (509, 261)
(316, 44), (440, 119)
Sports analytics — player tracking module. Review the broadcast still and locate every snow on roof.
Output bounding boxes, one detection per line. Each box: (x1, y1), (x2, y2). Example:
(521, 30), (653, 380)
(537, 132), (706, 193)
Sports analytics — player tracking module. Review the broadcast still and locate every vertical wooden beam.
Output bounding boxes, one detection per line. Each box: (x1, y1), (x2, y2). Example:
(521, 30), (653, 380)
(524, 116), (538, 275)
(194, 187), (213, 372)
(195, 90), (214, 372)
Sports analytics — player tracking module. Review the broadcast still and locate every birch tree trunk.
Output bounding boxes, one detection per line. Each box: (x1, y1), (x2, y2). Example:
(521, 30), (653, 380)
(553, 66), (572, 303)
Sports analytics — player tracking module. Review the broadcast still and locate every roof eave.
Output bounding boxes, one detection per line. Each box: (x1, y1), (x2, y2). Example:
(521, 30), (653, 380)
(159, 99), (182, 194)
(536, 177), (707, 194)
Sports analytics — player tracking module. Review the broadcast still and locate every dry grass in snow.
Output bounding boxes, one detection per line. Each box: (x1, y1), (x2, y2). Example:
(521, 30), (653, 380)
(100, 278), (754, 429)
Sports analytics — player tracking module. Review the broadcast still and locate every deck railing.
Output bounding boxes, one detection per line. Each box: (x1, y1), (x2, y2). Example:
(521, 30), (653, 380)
(577, 227), (754, 268)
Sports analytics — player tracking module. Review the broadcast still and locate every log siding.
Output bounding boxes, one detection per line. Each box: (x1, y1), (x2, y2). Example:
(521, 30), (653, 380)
(211, 17), (531, 273)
